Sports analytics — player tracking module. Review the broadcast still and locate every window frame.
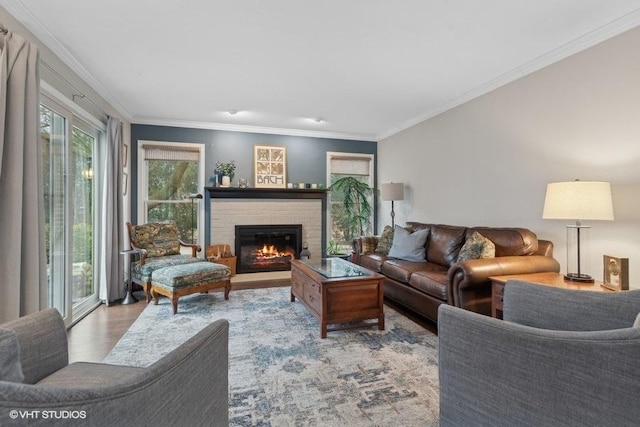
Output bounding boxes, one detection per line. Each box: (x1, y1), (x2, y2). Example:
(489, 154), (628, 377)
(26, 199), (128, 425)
(326, 151), (375, 250)
(137, 140), (206, 246)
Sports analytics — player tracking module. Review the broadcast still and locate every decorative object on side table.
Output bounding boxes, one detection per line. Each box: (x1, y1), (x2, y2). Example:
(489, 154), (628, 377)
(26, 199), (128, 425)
(254, 145), (286, 188)
(602, 255), (629, 290)
(380, 182), (404, 228)
(542, 180), (614, 283)
(214, 160), (236, 187)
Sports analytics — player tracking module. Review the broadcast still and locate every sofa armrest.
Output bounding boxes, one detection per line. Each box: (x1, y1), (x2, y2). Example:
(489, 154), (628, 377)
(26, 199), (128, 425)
(1, 308), (68, 384)
(447, 255), (560, 312)
(504, 280), (640, 330)
(352, 236), (379, 264)
(0, 319), (229, 426)
(438, 305), (640, 427)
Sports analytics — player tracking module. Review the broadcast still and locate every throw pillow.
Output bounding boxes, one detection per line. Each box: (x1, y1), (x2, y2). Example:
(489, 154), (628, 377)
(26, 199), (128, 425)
(633, 312), (640, 328)
(360, 236), (378, 254)
(375, 225), (394, 254)
(0, 328), (25, 383)
(388, 225), (429, 262)
(457, 231), (496, 263)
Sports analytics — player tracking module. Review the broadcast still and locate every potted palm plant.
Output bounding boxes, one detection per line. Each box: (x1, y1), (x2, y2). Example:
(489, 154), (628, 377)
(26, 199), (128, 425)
(329, 176), (376, 255)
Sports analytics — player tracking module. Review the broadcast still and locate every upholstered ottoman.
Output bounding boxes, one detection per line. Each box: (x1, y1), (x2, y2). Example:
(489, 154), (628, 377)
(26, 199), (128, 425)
(151, 261), (231, 314)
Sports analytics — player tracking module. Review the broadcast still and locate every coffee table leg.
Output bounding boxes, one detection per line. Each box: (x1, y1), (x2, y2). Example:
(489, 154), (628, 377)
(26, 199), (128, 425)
(378, 314), (385, 331)
(290, 292), (295, 302)
(321, 321), (327, 339)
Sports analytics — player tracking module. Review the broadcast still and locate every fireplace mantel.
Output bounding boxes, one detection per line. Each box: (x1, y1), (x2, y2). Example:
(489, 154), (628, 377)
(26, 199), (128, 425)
(204, 187), (328, 255)
(206, 187), (327, 200)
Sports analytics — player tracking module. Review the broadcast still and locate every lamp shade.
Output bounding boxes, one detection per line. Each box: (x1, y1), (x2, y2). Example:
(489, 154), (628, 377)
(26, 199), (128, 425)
(542, 181), (614, 221)
(380, 182), (404, 201)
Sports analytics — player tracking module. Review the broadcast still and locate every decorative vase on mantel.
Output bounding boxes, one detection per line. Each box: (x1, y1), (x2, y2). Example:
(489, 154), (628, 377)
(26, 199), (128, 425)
(213, 161), (236, 187)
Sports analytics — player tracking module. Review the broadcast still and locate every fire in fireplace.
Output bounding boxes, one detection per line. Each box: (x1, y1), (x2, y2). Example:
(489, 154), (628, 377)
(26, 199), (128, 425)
(235, 224), (302, 273)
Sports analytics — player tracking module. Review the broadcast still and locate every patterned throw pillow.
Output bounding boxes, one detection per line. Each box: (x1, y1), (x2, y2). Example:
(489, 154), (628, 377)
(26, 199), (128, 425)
(456, 231), (496, 263)
(375, 225), (394, 254)
(360, 236), (378, 254)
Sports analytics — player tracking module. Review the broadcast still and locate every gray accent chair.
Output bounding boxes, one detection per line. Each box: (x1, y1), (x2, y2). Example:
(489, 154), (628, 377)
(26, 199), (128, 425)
(438, 280), (640, 427)
(0, 308), (229, 426)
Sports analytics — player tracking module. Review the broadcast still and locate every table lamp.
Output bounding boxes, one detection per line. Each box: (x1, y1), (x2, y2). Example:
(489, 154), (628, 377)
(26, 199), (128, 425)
(380, 182), (404, 228)
(542, 180), (614, 282)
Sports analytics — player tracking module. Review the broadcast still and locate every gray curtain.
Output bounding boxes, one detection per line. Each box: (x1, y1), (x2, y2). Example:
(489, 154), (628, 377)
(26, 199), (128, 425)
(0, 30), (47, 323)
(98, 117), (124, 303)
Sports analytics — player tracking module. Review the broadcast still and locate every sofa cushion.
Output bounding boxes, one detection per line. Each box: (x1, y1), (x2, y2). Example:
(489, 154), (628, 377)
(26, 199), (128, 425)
(469, 227), (538, 256)
(359, 253), (388, 273)
(408, 267), (450, 300)
(427, 225), (467, 267)
(381, 259), (431, 284)
(457, 231), (496, 263)
(0, 328), (24, 383)
(388, 225), (429, 261)
(375, 225), (394, 254)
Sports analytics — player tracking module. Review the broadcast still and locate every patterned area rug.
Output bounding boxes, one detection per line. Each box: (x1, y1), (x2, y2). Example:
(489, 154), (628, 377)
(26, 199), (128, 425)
(105, 286), (440, 426)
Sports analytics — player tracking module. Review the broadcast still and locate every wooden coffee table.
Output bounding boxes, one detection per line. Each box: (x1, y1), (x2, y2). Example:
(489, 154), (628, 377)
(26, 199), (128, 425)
(290, 258), (385, 338)
(490, 272), (613, 319)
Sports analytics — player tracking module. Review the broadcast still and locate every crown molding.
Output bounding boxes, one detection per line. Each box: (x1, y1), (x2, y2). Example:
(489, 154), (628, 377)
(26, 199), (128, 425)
(377, 8), (640, 141)
(1, 0), (132, 121)
(133, 117), (376, 142)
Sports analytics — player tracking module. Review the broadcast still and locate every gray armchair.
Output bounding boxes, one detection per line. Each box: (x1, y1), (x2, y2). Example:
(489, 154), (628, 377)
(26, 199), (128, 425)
(438, 280), (640, 427)
(0, 308), (229, 426)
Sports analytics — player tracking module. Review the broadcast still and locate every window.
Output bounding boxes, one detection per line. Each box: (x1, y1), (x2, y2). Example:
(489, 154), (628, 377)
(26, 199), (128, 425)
(326, 152), (375, 252)
(41, 96), (103, 325)
(138, 141), (205, 244)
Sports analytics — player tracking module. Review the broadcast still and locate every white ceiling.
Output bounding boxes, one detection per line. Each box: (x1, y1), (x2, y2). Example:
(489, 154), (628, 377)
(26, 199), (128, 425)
(3, 1), (640, 141)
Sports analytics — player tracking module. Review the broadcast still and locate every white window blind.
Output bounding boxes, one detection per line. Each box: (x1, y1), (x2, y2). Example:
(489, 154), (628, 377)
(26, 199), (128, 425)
(142, 145), (200, 161)
(330, 157), (371, 176)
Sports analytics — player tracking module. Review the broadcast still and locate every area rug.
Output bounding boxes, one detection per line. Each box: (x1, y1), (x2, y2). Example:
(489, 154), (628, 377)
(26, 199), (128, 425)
(105, 287), (440, 426)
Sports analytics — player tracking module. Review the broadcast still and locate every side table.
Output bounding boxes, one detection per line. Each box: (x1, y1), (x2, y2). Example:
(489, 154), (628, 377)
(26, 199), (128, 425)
(120, 249), (142, 305)
(490, 272), (612, 319)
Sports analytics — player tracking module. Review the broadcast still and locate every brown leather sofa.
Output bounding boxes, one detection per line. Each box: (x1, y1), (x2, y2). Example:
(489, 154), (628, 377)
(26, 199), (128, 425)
(352, 222), (560, 323)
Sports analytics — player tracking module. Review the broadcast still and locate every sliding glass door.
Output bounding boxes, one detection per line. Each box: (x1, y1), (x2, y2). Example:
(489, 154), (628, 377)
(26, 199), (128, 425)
(41, 98), (101, 325)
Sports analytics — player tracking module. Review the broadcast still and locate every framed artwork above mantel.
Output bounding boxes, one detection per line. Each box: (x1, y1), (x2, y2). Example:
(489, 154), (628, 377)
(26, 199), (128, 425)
(254, 145), (286, 188)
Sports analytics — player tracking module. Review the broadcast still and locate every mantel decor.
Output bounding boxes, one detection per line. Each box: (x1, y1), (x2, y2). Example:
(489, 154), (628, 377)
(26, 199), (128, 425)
(254, 145), (286, 188)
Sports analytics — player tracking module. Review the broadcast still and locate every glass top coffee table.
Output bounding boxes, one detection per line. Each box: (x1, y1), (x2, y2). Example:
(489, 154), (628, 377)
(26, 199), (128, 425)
(298, 257), (370, 278)
(290, 258), (385, 338)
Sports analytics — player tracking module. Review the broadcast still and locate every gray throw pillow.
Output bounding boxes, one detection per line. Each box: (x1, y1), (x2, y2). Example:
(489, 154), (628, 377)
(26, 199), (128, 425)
(0, 328), (25, 383)
(633, 312), (640, 328)
(388, 225), (429, 261)
(457, 231), (496, 263)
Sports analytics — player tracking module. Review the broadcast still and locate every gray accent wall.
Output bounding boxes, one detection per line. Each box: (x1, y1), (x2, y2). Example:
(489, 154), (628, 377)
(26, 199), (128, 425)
(130, 124), (377, 224)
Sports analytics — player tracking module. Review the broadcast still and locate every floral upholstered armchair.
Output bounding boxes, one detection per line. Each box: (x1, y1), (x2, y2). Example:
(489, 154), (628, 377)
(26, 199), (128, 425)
(126, 221), (202, 302)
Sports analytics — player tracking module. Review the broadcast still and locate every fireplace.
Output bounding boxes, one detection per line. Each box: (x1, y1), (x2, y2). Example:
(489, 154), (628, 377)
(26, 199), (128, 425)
(235, 224), (302, 273)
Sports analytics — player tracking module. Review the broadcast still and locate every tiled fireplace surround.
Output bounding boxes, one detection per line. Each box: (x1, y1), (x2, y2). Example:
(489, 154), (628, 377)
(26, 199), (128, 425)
(205, 188), (328, 267)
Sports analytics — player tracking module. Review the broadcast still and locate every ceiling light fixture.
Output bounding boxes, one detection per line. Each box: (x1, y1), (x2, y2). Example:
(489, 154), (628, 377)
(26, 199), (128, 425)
(313, 117), (323, 123)
(228, 109), (239, 115)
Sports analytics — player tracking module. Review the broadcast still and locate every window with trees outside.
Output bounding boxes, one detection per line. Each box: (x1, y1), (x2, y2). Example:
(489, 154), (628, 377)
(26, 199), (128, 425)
(139, 142), (204, 245)
(327, 152), (375, 254)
